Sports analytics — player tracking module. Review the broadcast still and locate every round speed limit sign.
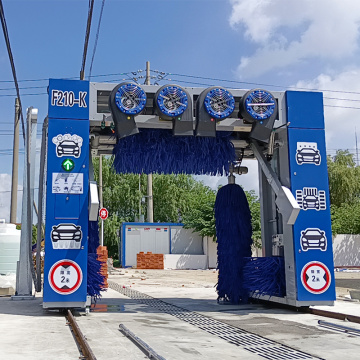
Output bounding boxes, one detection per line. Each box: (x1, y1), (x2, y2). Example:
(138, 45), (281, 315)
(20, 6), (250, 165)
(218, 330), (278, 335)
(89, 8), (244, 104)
(48, 259), (83, 295)
(301, 261), (331, 294)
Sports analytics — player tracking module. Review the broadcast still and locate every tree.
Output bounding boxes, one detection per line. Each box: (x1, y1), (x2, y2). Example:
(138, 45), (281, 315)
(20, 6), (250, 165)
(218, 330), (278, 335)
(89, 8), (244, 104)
(93, 157), (144, 257)
(182, 185), (262, 248)
(182, 184), (217, 238)
(331, 200), (360, 235)
(245, 190), (261, 248)
(327, 150), (360, 207)
(327, 150), (360, 235)
(92, 157), (222, 257)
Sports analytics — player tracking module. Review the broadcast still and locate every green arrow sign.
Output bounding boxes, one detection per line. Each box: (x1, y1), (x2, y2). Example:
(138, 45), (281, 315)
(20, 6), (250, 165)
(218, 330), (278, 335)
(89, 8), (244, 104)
(62, 158), (75, 172)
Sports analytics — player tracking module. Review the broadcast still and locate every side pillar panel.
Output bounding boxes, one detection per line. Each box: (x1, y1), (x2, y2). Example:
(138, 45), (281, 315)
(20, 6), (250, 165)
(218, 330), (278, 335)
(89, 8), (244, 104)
(286, 91), (335, 302)
(43, 79), (90, 307)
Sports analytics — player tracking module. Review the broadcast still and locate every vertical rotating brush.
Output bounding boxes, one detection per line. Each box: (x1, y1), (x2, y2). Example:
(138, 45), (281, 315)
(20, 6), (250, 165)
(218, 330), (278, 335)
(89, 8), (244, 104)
(215, 183), (253, 304)
(87, 221), (107, 301)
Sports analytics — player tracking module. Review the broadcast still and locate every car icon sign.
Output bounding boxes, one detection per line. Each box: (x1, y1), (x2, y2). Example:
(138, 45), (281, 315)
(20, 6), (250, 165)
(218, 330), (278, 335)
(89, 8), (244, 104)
(51, 224), (82, 242)
(296, 147), (321, 165)
(300, 228), (327, 251)
(57, 140), (80, 158)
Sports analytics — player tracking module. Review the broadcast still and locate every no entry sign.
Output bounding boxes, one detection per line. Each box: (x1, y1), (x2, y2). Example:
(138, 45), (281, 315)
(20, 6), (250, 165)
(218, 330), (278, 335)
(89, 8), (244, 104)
(99, 207), (108, 220)
(48, 259), (83, 295)
(301, 261), (331, 295)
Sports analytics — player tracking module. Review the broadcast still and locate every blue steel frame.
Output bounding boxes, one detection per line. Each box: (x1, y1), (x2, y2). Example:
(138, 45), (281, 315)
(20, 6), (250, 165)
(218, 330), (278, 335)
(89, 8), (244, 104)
(42, 78), (336, 307)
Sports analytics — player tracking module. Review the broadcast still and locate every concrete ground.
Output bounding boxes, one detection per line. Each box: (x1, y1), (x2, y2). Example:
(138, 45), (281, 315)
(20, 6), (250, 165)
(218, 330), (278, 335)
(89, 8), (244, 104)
(0, 296), (79, 360)
(0, 269), (359, 359)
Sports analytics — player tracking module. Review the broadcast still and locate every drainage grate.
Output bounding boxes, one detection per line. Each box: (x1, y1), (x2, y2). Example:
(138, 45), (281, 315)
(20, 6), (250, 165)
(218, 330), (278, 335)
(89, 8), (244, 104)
(109, 281), (323, 360)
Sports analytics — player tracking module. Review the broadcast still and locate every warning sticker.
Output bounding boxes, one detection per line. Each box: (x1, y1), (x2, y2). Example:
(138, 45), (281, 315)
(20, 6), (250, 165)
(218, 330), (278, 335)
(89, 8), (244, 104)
(301, 261), (331, 294)
(48, 259), (83, 295)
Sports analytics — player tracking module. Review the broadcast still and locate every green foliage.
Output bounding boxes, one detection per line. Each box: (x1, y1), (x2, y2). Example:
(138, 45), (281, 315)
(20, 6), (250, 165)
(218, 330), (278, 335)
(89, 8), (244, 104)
(182, 185), (262, 248)
(328, 150), (360, 235)
(93, 157), (223, 256)
(32, 225), (37, 245)
(245, 190), (262, 248)
(152, 174), (201, 223)
(182, 184), (217, 238)
(102, 214), (121, 258)
(327, 150), (360, 207)
(16, 223), (38, 245)
(331, 201), (360, 235)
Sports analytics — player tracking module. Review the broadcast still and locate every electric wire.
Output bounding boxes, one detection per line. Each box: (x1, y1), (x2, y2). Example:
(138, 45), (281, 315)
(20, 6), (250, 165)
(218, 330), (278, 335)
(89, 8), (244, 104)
(2, 68), (360, 106)
(158, 70), (360, 96)
(89, 0), (106, 79)
(0, 0), (25, 144)
(80, 0), (95, 80)
(0, 71), (133, 84)
(1, 68), (360, 110)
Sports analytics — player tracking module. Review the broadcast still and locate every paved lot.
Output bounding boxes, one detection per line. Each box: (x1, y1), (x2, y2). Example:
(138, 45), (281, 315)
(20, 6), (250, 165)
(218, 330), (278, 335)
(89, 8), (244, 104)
(0, 269), (359, 360)
(76, 270), (360, 360)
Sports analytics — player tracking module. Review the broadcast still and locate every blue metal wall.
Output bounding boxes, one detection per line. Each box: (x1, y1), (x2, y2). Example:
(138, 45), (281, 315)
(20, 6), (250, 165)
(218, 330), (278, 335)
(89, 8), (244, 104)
(43, 79), (90, 305)
(286, 91), (336, 302)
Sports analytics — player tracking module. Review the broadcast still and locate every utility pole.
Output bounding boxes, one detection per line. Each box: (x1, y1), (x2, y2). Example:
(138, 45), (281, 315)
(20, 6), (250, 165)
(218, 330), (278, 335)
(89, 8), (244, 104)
(14, 107), (37, 299)
(146, 61), (154, 222)
(10, 98), (20, 223)
(99, 155), (104, 246)
(35, 118), (47, 292)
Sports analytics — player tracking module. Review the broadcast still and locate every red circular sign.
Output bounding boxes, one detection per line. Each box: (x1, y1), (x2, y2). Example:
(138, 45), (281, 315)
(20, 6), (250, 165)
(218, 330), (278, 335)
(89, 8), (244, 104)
(48, 259), (83, 295)
(301, 261), (331, 294)
(99, 207), (108, 220)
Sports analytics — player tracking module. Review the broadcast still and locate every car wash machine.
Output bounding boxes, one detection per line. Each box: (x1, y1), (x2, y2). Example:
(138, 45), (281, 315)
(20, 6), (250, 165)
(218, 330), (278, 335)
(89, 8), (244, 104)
(42, 78), (335, 309)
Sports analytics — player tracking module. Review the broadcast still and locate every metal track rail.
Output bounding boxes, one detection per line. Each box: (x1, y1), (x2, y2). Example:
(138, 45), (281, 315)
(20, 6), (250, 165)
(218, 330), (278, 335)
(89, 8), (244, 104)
(119, 324), (167, 360)
(307, 307), (360, 324)
(255, 298), (360, 325)
(317, 320), (360, 336)
(66, 310), (97, 360)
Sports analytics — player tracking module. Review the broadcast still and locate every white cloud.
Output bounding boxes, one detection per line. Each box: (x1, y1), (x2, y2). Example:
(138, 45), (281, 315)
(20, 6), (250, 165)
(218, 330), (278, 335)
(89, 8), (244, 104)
(294, 69), (360, 151)
(230, 0), (360, 77)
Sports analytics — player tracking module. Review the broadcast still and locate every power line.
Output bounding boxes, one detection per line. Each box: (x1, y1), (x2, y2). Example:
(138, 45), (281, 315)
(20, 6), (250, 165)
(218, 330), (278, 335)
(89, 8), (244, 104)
(80, 0), (95, 80)
(0, 0), (25, 144)
(0, 92), (47, 97)
(324, 105), (360, 110)
(0, 71), (133, 84)
(151, 69), (360, 96)
(324, 97), (360, 102)
(89, 0), (106, 79)
(0, 85), (46, 91)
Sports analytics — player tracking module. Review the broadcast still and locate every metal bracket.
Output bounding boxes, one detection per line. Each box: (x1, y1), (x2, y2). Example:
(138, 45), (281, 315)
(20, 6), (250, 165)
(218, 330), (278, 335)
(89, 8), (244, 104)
(251, 141), (300, 225)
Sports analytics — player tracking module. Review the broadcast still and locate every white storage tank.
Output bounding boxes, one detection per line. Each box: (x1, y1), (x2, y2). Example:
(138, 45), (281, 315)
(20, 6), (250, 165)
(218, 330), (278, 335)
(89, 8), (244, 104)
(0, 220), (21, 274)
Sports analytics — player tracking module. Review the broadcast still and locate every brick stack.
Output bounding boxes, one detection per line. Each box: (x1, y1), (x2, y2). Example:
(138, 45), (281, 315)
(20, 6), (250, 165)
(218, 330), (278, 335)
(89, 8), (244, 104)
(137, 252), (164, 269)
(96, 245), (108, 288)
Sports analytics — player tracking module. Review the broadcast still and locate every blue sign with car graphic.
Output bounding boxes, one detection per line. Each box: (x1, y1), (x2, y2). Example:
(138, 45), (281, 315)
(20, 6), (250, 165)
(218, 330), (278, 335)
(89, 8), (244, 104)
(43, 79), (89, 307)
(286, 91), (335, 301)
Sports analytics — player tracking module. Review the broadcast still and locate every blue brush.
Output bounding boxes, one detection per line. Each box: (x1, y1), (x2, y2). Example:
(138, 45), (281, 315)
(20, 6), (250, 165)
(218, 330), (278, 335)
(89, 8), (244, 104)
(87, 221), (106, 300)
(243, 257), (286, 298)
(112, 129), (235, 175)
(215, 184), (253, 304)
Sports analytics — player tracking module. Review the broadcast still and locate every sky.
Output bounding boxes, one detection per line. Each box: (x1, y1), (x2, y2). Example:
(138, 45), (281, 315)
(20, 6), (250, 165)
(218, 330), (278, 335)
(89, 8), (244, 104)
(1, 0), (360, 222)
